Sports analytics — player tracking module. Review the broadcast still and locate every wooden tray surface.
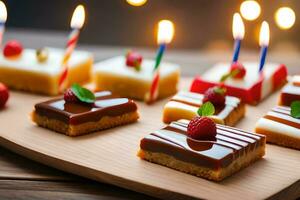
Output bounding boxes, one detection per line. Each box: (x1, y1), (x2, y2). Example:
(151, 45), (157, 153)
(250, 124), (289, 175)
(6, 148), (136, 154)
(0, 79), (299, 200)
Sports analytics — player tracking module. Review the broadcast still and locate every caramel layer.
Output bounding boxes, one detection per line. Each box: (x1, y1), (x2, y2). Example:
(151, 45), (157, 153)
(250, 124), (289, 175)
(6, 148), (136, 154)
(34, 91), (138, 125)
(263, 106), (300, 129)
(140, 120), (265, 170)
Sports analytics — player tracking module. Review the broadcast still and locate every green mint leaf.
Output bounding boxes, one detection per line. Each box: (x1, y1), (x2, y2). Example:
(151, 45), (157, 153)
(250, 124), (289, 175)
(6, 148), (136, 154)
(231, 69), (240, 77)
(134, 60), (141, 71)
(71, 83), (95, 104)
(213, 87), (226, 95)
(220, 73), (230, 82)
(291, 101), (300, 118)
(219, 69), (240, 82)
(197, 102), (215, 117)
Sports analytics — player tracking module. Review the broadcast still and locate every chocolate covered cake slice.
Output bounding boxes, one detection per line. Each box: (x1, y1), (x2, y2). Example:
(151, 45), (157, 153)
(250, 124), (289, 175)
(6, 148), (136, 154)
(255, 105), (300, 149)
(138, 119), (265, 181)
(32, 90), (139, 136)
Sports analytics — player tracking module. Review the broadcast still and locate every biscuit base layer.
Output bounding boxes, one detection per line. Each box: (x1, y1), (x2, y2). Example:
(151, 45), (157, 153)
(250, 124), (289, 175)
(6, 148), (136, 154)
(255, 128), (300, 150)
(138, 145), (265, 181)
(163, 102), (246, 126)
(93, 70), (179, 100)
(0, 58), (93, 95)
(32, 111), (139, 137)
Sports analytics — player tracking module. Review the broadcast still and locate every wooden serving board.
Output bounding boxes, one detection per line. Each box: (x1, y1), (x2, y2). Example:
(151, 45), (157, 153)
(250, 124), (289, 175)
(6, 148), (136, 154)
(0, 79), (299, 200)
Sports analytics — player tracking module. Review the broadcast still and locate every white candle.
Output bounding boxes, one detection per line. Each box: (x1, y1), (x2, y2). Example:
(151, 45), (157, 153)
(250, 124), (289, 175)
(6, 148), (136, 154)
(59, 5), (85, 91)
(0, 1), (7, 47)
(145, 20), (174, 104)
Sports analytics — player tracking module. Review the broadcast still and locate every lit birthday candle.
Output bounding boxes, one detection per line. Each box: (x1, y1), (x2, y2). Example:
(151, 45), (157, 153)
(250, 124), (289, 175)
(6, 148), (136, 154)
(232, 13), (245, 63)
(0, 1), (7, 47)
(258, 21), (270, 73)
(59, 5), (85, 92)
(145, 20), (174, 104)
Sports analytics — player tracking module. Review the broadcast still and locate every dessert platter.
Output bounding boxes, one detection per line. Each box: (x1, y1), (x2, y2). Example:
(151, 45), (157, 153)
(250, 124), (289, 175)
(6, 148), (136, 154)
(0, 5), (299, 200)
(1, 80), (300, 200)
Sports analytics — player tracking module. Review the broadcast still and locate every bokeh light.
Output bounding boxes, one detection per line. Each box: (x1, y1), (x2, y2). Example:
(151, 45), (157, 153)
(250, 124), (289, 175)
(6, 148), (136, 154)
(275, 7), (296, 30)
(240, 0), (261, 21)
(126, 0), (147, 7)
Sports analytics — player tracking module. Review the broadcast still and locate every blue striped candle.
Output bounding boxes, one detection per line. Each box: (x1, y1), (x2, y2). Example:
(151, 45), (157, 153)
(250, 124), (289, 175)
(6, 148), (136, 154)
(153, 43), (166, 71)
(258, 46), (268, 73)
(231, 13), (244, 64)
(258, 21), (270, 73)
(232, 39), (241, 63)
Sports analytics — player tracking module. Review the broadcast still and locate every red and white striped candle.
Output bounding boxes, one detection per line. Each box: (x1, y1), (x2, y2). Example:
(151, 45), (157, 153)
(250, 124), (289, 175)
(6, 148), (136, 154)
(0, 1), (7, 47)
(58, 5), (85, 92)
(145, 20), (174, 104)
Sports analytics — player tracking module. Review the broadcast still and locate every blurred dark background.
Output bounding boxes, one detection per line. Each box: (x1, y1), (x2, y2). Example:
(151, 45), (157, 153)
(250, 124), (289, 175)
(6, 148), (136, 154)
(4, 0), (300, 50)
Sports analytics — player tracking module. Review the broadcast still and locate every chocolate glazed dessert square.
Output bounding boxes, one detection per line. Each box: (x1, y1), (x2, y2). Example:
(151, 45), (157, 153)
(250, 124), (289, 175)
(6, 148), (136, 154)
(32, 91), (139, 136)
(138, 120), (265, 181)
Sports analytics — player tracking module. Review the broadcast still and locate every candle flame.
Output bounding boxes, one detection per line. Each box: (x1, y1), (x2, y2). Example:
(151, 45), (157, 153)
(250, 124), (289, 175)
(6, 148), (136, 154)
(259, 21), (270, 46)
(70, 5), (85, 29)
(0, 1), (7, 23)
(157, 20), (174, 44)
(232, 13), (245, 39)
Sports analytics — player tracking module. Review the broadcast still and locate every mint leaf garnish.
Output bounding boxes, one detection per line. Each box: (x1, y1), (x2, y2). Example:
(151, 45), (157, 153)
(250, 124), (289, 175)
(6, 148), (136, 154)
(71, 83), (95, 104)
(220, 69), (240, 82)
(213, 86), (226, 95)
(197, 102), (215, 117)
(291, 101), (300, 118)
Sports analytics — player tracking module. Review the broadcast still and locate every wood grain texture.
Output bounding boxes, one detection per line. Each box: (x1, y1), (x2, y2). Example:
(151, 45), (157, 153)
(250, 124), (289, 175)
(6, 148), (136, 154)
(0, 79), (299, 200)
(0, 146), (74, 181)
(0, 179), (155, 200)
(0, 146), (155, 200)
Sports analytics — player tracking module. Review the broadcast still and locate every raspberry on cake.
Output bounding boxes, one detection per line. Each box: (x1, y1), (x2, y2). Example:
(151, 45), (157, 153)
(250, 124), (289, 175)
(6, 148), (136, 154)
(138, 119), (266, 181)
(187, 116), (217, 140)
(255, 104), (300, 150)
(3, 40), (23, 59)
(126, 51), (142, 71)
(92, 55), (180, 101)
(162, 90), (245, 125)
(31, 84), (139, 136)
(190, 62), (287, 105)
(0, 82), (9, 108)
(0, 45), (93, 95)
(229, 62), (246, 79)
(279, 76), (300, 106)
